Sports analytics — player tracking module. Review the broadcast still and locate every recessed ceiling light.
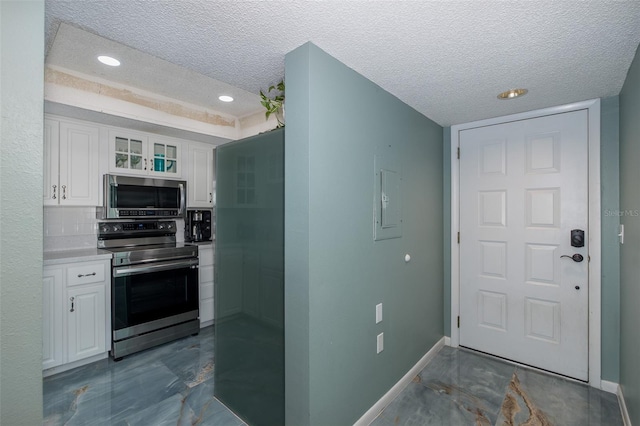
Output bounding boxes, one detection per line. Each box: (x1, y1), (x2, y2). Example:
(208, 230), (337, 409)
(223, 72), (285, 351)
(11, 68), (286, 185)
(97, 55), (120, 67)
(497, 88), (528, 100)
(218, 95), (234, 102)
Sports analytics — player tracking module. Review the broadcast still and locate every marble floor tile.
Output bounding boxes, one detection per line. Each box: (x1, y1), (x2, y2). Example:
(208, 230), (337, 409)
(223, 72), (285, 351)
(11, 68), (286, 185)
(44, 330), (622, 426)
(495, 367), (623, 426)
(43, 325), (246, 426)
(373, 347), (623, 426)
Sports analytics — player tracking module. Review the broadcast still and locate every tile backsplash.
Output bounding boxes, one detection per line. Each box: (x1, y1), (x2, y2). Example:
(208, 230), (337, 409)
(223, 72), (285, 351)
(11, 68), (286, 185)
(44, 206), (186, 251)
(43, 206), (98, 251)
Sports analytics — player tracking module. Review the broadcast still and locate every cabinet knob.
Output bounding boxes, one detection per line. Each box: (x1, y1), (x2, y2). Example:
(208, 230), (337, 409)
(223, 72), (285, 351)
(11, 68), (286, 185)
(61, 185), (67, 200)
(144, 158), (147, 171)
(52, 185), (57, 200)
(70, 296), (75, 313)
(209, 193), (213, 203)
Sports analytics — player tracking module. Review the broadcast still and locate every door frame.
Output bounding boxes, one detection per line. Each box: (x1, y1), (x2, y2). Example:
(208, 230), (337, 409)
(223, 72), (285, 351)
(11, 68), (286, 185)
(450, 99), (601, 387)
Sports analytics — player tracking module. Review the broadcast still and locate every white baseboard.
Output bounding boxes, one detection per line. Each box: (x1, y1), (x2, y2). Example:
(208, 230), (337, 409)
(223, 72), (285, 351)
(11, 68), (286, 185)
(43, 352), (108, 377)
(444, 336), (451, 346)
(353, 337), (446, 426)
(618, 385), (632, 426)
(600, 380), (619, 394)
(200, 319), (214, 329)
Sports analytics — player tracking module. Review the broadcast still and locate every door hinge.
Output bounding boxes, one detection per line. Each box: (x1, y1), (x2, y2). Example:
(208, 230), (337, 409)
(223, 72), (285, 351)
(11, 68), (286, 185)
(457, 147), (460, 159)
(457, 316), (460, 328)
(457, 232), (460, 244)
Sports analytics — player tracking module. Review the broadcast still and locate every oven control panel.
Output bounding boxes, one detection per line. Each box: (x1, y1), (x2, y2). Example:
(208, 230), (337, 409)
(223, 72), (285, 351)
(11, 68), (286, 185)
(98, 220), (176, 236)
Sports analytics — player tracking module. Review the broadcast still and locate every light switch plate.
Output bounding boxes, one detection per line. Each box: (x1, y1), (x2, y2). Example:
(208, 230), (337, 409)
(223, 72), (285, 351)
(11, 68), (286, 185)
(377, 333), (384, 354)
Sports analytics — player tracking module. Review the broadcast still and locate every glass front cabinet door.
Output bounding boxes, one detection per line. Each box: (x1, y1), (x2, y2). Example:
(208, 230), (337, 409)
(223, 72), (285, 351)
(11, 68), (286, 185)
(149, 137), (180, 177)
(108, 130), (182, 178)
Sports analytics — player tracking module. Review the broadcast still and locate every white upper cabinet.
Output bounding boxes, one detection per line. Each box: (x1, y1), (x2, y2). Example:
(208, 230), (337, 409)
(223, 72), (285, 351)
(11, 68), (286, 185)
(109, 130), (148, 176)
(108, 129), (182, 178)
(187, 142), (214, 207)
(44, 118), (101, 206)
(149, 136), (181, 177)
(43, 119), (60, 205)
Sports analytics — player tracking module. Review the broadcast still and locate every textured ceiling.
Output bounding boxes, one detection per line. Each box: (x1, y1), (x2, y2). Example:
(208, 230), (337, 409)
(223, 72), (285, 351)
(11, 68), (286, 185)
(45, 1), (640, 127)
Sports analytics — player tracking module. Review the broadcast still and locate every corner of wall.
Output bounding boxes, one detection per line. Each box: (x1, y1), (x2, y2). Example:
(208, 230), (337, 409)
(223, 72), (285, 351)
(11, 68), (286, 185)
(443, 127), (452, 338)
(618, 41), (640, 425)
(0, 1), (45, 424)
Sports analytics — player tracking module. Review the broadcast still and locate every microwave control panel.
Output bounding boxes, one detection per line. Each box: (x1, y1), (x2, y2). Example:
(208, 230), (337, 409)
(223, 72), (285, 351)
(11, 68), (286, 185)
(118, 209), (179, 217)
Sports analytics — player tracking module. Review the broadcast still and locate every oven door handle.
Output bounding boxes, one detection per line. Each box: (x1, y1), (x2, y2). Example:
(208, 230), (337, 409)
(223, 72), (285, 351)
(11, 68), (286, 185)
(113, 258), (198, 277)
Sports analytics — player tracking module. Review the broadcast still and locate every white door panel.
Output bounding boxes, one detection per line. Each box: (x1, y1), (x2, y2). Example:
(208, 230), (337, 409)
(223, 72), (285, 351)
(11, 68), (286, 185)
(459, 110), (589, 380)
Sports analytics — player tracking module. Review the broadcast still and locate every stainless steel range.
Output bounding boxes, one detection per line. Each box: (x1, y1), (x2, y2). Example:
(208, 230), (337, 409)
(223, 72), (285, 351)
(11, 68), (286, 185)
(98, 219), (199, 360)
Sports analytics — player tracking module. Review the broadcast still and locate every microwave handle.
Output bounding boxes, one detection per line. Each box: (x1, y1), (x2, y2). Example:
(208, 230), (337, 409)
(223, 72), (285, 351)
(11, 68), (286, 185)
(179, 182), (186, 215)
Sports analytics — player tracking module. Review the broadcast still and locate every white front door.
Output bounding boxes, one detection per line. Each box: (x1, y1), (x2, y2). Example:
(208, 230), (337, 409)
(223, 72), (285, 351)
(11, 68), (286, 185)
(459, 109), (589, 381)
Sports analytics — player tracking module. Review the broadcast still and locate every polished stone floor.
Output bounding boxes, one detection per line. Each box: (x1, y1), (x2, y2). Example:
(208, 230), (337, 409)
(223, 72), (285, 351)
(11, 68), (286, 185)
(44, 329), (623, 426)
(43, 326), (246, 426)
(371, 346), (623, 426)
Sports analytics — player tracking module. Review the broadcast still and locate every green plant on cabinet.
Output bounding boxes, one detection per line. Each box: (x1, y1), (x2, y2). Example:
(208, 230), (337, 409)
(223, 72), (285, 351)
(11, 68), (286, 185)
(260, 79), (285, 128)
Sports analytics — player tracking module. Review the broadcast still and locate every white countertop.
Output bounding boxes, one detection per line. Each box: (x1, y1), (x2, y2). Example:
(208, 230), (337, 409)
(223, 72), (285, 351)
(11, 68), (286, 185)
(44, 248), (113, 266)
(190, 240), (214, 247)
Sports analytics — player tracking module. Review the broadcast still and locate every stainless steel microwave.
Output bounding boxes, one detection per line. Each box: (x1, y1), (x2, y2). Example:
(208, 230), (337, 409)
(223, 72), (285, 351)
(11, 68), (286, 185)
(98, 174), (186, 219)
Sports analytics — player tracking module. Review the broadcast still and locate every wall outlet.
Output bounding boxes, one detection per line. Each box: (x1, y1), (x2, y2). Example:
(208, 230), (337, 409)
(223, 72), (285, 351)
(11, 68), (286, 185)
(376, 303), (383, 324)
(377, 332), (384, 354)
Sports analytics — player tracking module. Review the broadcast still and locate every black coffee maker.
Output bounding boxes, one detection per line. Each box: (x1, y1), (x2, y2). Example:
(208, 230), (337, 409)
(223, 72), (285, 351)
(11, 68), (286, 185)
(185, 210), (212, 242)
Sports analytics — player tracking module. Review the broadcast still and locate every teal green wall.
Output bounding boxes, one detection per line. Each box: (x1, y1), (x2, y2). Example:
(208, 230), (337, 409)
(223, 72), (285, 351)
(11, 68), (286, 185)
(284, 44), (311, 426)
(600, 96), (621, 383)
(619, 45), (640, 423)
(443, 128), (451, 337)
(285, 43), (444, 425)
(0, 1), (45, 424)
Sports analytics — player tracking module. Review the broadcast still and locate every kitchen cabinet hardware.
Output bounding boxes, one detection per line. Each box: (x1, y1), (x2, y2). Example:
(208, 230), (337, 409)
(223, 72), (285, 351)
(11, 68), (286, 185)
(62, 185), (67, 200)
(144, 158), (147, 170)
(209, 193), (213, 203)
(52, 185), (57, 199)
(69, 296), (75, 312)
(77, 272), (96, 278)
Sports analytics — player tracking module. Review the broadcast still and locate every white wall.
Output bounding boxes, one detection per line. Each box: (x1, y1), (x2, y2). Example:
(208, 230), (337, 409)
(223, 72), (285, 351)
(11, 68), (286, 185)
(0, 1), (45, 424)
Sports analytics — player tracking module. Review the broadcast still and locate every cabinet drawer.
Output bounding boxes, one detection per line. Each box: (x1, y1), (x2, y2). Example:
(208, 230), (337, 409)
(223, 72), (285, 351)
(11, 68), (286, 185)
(67, 262), (106, 286)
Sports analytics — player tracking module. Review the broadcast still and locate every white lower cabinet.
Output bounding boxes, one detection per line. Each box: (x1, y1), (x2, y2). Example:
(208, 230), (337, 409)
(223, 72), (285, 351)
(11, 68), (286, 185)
(43, 259), (110, 373)
(42, 267), (64, 370)
(66, 283), (106, 362)
(198, 245), (215, 326)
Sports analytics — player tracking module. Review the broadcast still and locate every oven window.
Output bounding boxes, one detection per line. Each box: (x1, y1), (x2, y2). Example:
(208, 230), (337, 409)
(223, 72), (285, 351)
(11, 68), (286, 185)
(115, 185), (180, 209)
(113, 266), (198, 330)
